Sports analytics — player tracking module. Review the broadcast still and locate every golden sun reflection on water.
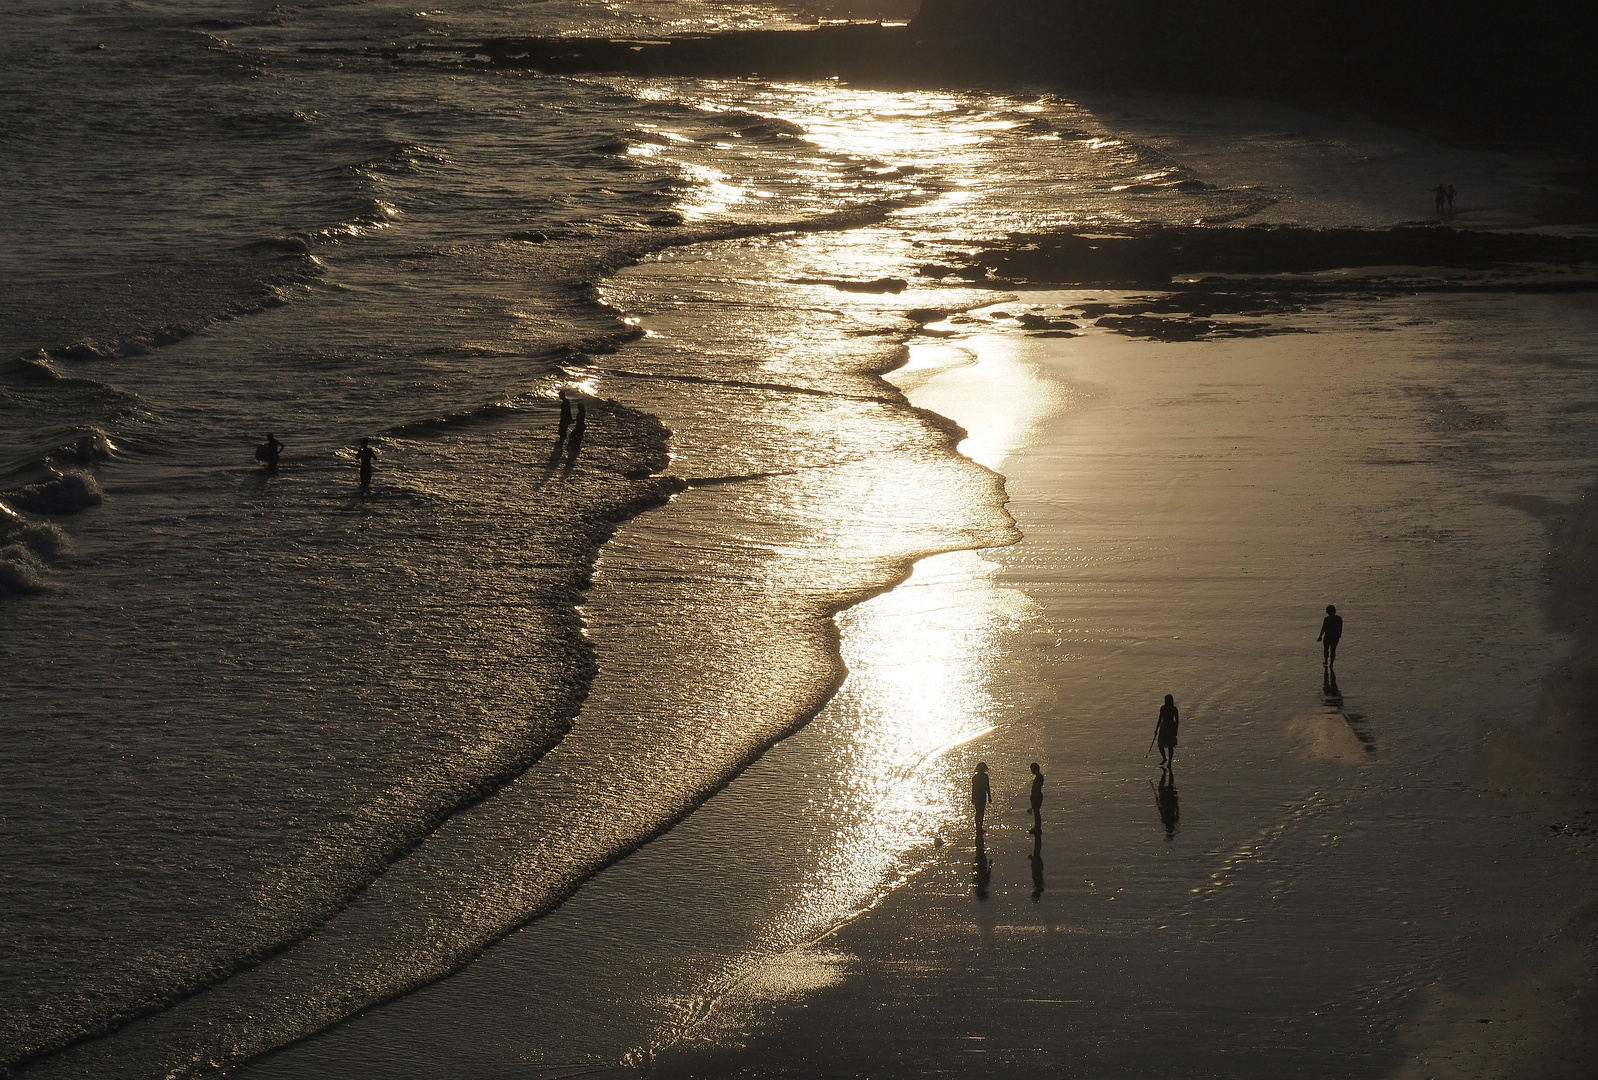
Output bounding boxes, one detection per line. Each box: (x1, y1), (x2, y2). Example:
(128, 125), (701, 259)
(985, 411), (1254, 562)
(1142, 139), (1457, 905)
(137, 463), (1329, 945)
(649, 550), (1038, 1055)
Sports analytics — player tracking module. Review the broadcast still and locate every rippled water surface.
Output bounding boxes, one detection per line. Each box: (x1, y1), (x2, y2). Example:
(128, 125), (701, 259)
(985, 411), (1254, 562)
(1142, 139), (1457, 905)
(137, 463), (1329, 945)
(1, 2), (1573, 1077)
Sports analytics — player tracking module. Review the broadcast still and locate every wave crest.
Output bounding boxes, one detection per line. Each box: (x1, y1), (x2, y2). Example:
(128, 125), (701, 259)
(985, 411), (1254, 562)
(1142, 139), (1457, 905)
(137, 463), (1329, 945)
(0, 502), (70, 597)
(9, 471), (104, 514)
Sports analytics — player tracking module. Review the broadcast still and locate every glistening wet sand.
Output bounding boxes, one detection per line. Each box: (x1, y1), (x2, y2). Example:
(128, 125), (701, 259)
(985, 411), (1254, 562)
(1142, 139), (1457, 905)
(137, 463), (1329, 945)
(644, 289), (1598, 1077)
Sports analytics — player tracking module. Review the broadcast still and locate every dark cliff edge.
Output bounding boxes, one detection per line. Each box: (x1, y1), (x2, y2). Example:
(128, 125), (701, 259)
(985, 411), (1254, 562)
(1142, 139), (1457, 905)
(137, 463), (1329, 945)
(458, 2), (1598, 158)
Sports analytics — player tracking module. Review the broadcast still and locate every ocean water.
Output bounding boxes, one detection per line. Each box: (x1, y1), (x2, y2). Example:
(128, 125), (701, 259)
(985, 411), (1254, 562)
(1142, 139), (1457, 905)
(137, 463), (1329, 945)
(0, 2), (1559, 1077)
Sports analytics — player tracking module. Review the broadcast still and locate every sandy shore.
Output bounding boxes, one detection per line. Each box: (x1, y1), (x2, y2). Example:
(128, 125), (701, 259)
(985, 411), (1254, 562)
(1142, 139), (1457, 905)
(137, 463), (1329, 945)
(235, 283), (1598, 1080)
(230, 287), (1598, 1080)
(638, 288), (1598, 1077)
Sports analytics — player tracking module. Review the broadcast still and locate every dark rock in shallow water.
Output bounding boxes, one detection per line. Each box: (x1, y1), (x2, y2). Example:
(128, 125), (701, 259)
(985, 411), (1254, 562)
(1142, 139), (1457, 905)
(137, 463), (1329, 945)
(790, 276), (909, 293)
(1093, 314), (1308, 342)
(1016, 313), (1079, 330)
(957, 225), (1598, 286)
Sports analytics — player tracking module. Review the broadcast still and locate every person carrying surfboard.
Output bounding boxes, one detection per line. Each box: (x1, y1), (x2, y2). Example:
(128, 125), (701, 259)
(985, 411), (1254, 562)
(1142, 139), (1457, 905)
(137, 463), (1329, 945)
(256, 432), (284, 472)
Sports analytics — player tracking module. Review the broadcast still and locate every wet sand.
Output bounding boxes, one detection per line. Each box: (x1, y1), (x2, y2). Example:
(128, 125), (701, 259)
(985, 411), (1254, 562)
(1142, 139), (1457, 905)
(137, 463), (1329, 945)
(642, 290), (1598, 1076)
(235, 284), (1598, 1079)
(231, 283), (1598, 1080)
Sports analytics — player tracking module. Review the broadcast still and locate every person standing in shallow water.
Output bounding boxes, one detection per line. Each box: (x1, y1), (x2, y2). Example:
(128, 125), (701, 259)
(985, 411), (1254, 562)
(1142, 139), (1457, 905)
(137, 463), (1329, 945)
(1155, 695), (1179, 767)
(971, 762), (992, 828)
(356, 438), (376, 491)
(557, 390), (572, 441)
(258, 432), (283, 472)
(1318, 604), (1344, 669)
(1028, 762), (1044, 834)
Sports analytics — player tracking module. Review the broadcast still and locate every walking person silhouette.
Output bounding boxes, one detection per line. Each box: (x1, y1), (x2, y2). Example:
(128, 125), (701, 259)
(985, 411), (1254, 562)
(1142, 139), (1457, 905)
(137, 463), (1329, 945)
(557, 390), (573, 441)
(1154, 695), (1179, 768)
(1318, 604), (1344, 670)
(971, 762), (992, 828)
(1028, 762), (1044, 834)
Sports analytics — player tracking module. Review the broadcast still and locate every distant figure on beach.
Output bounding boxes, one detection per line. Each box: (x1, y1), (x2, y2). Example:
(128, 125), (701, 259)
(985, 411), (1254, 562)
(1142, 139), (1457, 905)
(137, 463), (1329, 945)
(1155, 694), (1179, 767)
(1028, 762), (1044, 834)
(557, 390), (572, 441)
(1318, 604), (1343, 669)
(1446, 184), (1457, 212)
(256, 432), (284, 472)
(971, 762), (992, 827)
(1433, 183), (1447, 213)
(356, 438), (376, 491)
(1156, 768), (1179, 839)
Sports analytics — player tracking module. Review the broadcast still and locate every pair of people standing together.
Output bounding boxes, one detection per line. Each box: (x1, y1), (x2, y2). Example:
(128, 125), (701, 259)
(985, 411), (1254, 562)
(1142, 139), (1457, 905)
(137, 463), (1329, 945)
(970, 761), (1045, 829)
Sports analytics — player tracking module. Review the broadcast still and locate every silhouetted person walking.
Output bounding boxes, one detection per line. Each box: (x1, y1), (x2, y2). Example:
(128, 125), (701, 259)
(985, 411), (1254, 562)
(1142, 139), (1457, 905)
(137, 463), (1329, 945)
(256, 432), (284, 472)
(1028, 762), (1044, 834)
(557, 390), (573, 441)
(971, 762), (992, 828)
(356, 438), (376, 491)
(1155, 694), (1179, 767)
(1433, 183), (1447, 213)
(1318, 604), (1343, 669)
(1446, 184), (1456, 212)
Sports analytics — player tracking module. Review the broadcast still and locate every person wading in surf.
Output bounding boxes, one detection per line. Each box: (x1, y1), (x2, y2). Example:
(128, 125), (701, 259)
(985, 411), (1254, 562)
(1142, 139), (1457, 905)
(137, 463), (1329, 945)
(356, 438), (376, 491)
(257, 432), (284, 472)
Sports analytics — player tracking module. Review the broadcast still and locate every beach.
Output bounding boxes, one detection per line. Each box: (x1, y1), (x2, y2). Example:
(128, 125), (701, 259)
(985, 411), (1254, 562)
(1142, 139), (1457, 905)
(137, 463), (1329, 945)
(228, 277), (1598, 1079)
(5, 4), (1597, 1076)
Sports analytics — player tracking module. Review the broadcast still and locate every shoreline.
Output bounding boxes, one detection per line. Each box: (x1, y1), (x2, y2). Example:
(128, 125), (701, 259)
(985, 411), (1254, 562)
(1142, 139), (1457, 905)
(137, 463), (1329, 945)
(102, 80), (1598, 1080)
(644, 286), (1598, 1076)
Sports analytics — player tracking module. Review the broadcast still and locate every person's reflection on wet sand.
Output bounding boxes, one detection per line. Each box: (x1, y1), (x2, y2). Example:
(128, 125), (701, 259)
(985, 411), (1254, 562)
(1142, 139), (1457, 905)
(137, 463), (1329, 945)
(1323, 668), (1341, 700)
(1029, 829), (1044, 902)
(974, 829), (991, 900)
(1155, 768), (1179, 840)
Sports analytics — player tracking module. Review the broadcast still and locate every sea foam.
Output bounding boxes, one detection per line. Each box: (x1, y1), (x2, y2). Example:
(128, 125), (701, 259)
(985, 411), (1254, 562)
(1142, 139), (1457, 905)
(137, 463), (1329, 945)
(9, 471), (103, 514)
